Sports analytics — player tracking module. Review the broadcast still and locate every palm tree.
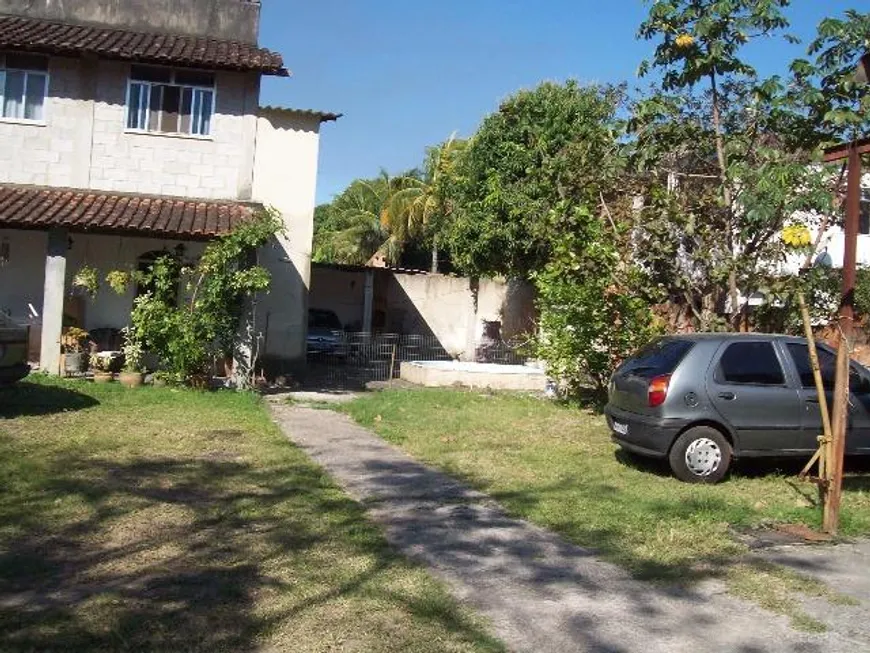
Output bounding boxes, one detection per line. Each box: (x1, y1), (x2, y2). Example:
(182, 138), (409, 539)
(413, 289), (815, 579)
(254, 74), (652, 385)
(389, 135), (467, 272)
(316, 172), (400, 266)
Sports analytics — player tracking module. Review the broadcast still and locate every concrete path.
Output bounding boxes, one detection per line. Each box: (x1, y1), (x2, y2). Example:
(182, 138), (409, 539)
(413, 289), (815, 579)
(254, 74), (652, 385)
(270, 403), (867, 653)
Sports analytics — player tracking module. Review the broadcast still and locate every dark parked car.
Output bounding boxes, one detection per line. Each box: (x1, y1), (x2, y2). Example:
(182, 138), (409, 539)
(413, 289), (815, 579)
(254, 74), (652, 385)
(0, 314), (30, 386)
(605, 333), (870, 483)
(306, 309), (347, 357)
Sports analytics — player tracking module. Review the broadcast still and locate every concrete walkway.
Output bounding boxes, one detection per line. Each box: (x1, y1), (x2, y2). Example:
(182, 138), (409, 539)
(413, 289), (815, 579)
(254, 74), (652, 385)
(270, 404), (867, 653)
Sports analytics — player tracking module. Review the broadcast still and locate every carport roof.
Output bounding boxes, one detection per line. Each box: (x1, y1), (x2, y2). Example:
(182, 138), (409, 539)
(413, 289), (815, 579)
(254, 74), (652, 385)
(0, 184), (259, 240)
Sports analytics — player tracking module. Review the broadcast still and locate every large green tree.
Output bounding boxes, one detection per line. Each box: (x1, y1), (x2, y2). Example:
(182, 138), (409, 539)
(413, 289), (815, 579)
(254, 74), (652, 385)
(634, 0), (841, 331)
(638, 0), (795, 327)
(312, 172), (417, 266)
(791, 9), (870, 145)
(447, 81), (627, 278)
(446, 80), (659, 397)
(629, 81), (832, 330)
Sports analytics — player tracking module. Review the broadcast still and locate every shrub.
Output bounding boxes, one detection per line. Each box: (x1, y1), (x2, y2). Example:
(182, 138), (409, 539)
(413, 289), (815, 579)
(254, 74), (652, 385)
(130, 210), (282, 387)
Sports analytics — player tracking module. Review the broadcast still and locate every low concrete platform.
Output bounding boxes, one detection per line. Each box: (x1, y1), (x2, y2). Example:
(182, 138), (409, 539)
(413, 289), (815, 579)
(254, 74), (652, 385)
(400, 360), (548, 391)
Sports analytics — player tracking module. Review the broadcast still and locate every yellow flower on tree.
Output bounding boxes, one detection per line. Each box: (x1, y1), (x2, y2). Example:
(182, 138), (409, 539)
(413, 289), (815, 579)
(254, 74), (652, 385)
(782, 225), (812, 248)
(675, 34), (695, 48)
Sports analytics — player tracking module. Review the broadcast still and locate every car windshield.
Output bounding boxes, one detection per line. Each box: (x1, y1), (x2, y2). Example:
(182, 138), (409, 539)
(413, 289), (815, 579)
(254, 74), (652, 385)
(616, 338), (694, 379)
(308, 310), (342, 330)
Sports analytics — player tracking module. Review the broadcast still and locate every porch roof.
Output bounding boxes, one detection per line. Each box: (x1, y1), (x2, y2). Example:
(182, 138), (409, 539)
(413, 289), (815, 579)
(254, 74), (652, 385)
(0, 184), (258, 240)
(0, 14), (289, 76)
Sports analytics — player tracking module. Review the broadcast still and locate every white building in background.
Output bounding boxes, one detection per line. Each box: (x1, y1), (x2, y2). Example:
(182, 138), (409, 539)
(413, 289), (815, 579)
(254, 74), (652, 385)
(780, 175), (870, 275)
(0, 0), (338, 374)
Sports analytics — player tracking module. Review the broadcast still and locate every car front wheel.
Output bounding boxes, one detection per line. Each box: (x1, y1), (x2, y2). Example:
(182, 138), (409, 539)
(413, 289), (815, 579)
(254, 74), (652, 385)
(668, 426), (732, 483)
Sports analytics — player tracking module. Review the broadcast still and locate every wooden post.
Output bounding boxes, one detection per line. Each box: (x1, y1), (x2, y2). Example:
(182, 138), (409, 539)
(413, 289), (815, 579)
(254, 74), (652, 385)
(798, 293), (832, 480)
(388, 344), (397, 387)
(823, 144), (863, 534)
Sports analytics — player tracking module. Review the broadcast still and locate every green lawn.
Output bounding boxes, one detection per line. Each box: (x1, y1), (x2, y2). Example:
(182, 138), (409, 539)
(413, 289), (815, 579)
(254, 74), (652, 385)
(0, 377), (502, 653)
(342, 388), (870, 629)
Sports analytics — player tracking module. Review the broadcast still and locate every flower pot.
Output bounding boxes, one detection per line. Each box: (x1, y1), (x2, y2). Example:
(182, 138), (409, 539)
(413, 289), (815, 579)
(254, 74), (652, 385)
(119, 371), (144, 388)
(187, 374), (211, 390)
(93, 371), (114, 384)
(64, 352), (86, 374)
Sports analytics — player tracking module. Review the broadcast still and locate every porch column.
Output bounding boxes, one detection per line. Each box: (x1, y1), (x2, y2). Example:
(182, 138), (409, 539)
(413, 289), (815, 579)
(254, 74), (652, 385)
(40, 228), (68, 374)
(362, 269), (374, 333)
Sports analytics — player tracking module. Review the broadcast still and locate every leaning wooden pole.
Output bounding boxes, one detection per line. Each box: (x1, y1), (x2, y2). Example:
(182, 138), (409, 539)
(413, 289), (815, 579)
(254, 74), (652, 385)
(797, 293), (832, 483)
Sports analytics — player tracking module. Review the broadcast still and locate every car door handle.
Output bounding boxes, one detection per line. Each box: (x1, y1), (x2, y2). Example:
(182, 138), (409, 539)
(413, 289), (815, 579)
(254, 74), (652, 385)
(718, 392), (736, 401)
(806, 397), (820, 404)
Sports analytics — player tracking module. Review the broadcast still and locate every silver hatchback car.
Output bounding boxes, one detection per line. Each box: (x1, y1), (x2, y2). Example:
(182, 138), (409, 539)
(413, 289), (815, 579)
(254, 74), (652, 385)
(605, 334), (870, 483)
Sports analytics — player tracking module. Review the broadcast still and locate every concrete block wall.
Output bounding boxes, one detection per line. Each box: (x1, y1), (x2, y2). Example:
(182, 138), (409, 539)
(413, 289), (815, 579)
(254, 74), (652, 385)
(0, 57), (259, 200)
(0, 57), (89, 188)
(89, 62), (257, 199)
(386, 273), (536, 360)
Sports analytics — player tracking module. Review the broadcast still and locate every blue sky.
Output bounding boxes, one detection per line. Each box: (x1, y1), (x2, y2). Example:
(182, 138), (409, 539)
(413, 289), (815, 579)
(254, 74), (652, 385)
(258, 1), (860, 205)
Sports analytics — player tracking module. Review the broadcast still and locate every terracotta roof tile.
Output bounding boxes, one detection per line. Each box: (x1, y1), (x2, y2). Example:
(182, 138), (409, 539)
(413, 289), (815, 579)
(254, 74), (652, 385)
(0, 184), (256, 239)
(0, 14), (288, 76)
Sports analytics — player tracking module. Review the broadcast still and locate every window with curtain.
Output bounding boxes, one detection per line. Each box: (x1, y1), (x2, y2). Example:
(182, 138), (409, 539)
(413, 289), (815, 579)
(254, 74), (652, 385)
(0, 53), (49, 122)
(126, 66), (215, 136)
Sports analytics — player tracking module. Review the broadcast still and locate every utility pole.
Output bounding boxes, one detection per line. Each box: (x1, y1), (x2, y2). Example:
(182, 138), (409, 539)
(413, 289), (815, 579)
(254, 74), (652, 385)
(821, 138), (868, 534)
(817, 50), (870, 534)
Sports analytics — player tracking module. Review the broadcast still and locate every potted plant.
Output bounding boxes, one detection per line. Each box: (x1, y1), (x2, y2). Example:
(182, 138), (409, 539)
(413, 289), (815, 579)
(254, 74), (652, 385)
(62, 327), (89, 374)
(90, 353), (114, 383)
(151, 370), (178, 388)
(72, 265), (100, 298)
(119, 327), (145, 388)
(105, 269), (132, 296)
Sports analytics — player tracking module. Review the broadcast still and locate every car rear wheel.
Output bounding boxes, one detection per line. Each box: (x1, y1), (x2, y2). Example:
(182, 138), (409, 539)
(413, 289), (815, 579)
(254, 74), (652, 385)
(668, 426), (731, 483)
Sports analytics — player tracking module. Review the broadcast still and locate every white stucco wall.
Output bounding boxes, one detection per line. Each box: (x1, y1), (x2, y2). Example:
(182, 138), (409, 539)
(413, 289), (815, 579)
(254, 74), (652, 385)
(308, 266), (537, 361)
(0, 227), (204, 331)
(0, 56), (259, 200)
(0, 229), (48, 326)
(309, 266), (367, 330)
(252, 109), (323, 361)
(387, 275), (516, 359)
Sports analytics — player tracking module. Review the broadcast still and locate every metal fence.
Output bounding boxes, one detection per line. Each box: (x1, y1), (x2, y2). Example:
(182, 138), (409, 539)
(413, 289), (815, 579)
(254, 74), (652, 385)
(302, 332), (527, 389)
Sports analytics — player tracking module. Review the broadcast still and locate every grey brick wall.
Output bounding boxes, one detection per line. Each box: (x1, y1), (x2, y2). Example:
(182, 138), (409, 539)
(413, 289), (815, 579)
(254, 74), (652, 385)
(0, 56), (259, 201)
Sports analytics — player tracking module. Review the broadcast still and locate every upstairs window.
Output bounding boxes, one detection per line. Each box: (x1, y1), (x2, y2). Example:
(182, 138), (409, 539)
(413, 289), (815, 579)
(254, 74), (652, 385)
(126, 66), (215, 136)
(0, 53), (49, 122)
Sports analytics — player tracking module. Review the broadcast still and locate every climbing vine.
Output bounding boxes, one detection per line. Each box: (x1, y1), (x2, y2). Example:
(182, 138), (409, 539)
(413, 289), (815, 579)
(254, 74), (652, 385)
(130, 209), (283, 386)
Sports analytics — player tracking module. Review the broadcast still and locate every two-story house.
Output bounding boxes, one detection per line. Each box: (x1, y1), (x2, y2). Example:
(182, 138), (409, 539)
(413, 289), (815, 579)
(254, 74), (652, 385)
(0, 0), (336, 375)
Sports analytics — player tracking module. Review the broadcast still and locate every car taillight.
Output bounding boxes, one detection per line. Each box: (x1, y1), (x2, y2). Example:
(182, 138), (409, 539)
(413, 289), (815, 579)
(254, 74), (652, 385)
(648, 374), (671, 407)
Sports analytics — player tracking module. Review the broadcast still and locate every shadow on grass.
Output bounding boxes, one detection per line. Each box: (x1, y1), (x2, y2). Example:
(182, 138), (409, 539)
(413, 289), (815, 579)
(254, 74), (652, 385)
(0, 380), (99, 418)
(0, 451), (501, 652)
(346, 452), (837, 650)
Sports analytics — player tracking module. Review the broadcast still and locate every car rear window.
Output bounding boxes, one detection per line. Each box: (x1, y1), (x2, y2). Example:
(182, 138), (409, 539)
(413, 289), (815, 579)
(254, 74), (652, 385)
(617, 338), (694, 379)
(309, 310), (342, 329)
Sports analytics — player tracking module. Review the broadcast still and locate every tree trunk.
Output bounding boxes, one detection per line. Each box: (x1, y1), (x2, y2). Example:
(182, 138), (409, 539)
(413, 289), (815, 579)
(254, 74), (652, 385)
(709, 71), (740, 330)
(430, 237), (439, 274)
